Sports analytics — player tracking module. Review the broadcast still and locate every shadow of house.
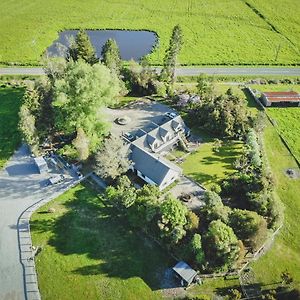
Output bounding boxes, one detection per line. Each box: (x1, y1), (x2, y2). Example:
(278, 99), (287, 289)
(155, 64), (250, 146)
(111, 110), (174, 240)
(6, 163), (39, 176)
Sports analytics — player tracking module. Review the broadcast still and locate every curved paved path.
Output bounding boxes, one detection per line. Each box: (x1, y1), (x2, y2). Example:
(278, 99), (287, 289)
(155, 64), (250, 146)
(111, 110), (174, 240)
(0, 145), (78, 300)
(0, 67), (300, 76)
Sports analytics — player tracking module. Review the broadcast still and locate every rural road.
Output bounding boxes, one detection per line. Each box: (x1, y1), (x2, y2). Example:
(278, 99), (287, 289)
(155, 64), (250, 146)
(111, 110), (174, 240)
(0, 67), (300, 76)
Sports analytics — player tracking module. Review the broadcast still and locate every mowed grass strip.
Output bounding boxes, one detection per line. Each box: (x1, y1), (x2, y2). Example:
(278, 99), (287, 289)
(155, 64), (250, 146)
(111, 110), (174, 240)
(181, 139), (243, 188)
(31, 183), (172, 300)
(251, 122), (300, 289)
(0, 0), (299, 65)
(0, 87), (23, 168)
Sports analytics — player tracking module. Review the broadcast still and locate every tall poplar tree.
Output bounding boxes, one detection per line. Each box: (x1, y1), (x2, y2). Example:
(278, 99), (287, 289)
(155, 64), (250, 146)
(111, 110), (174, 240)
(160, 25), (183, 85)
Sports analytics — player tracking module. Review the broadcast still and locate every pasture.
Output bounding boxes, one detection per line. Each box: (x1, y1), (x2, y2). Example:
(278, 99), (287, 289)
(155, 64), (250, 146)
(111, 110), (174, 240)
(0, 0), (299, 65)
(251, 121), (300, 290)
(0, 87), (23, 168)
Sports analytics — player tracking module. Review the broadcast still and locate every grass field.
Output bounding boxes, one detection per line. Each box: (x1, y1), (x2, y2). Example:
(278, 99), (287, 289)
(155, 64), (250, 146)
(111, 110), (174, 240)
(0, 87), (23, 168)
(0, 0), (300, 65)
(31, 183), (172, 300)
(181, 139), (243, 189)
(251, 121), (300, 290)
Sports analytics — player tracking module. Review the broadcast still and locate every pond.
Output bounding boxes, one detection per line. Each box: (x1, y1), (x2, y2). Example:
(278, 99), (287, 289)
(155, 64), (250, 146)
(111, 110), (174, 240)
(47, 30), (158, 61)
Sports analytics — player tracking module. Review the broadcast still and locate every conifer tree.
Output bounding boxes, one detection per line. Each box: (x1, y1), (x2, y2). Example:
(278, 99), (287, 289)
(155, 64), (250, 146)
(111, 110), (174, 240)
(101, 38), (122, 76)
(160, 25), (183, 85)
(67, 30), (98, 65)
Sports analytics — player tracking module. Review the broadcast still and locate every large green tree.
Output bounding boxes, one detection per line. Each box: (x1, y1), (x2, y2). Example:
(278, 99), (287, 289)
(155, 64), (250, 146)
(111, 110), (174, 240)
(157, 196), (188, 244)
(194, 89), (250, 138)
(94, 135), (131, 180)
(67, 29), (98, 65)
(206, 220), (240, 268)
(128, 185), (161, 228)
(160, 25), (183, 85)
(53, 60), (121, 151)
(229, 208), (268, 249)
(101, 38), (122, 76)
(106, 175), (137, 209)
(203, 191), (230, 223)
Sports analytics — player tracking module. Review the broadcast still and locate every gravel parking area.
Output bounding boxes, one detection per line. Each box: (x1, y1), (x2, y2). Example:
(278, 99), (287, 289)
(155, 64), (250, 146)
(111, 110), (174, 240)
(104, 99), (178, 138)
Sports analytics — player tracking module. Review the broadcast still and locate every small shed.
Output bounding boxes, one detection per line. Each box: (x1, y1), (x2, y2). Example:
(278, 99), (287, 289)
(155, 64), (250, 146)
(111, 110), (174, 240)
(172, 261), (198, 286)
(34, 157), (48, 174)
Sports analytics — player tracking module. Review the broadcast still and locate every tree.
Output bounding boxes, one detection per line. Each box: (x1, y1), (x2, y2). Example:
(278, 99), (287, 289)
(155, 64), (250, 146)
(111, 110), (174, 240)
(72, 127), (90, 160)
(122, 59), (158, 96)
(101, 38), (122, 76)
(245, 129), (262, 168)
(67, 29), (98, 65)
(203, 191), (230, 223)
(206, 220), (240, 268)
(197, 73), (214, 99)
(225, 289), (242, 300)
(128, 185), (161, 228)
(193, 90), (250, 138)
(281, 271), (293, 285)
(94, 135), (131, 180)
(158, 196), (188, 243)
(190, 233), (205, 265)
(229, 208), (268, 249)
(185, 211), (199, 231)
(19, 105), (39, 154)
(106, 175), (137, 209)
(160, 25), (183, 85)
(53, 60), (121, 151)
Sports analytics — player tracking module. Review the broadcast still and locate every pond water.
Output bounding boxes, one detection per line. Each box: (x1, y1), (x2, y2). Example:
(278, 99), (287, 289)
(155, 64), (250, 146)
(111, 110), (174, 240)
(47, 30), (158, 61)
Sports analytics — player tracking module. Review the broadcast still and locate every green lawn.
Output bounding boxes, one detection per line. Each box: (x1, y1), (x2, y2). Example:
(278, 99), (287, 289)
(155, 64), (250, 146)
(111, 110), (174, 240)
(0, 87), (23, 168)
(187, 276), (241, 299)
(31, 183), (173, 300)
(251, 121), (300, 290)
(0, 0), (299, 65)
(181, 139), (243, 189)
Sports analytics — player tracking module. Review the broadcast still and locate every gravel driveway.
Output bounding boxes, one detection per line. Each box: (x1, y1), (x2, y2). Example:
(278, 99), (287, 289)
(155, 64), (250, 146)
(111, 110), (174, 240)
(0, 145), (75, 300)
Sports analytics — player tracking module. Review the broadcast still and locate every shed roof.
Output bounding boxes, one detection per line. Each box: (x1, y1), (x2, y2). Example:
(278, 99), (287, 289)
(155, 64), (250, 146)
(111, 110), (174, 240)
(172, 261), (197, 284)
(263, 91), (300, 102)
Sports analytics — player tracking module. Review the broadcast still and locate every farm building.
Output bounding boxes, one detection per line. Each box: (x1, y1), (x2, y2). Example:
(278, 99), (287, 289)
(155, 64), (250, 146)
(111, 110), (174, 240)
(261, 91), (300, 107)
(172, 261), (198, 286)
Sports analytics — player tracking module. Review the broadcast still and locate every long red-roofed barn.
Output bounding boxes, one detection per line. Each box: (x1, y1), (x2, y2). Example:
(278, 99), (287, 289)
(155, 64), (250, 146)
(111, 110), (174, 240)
(261, 91), (300, 107)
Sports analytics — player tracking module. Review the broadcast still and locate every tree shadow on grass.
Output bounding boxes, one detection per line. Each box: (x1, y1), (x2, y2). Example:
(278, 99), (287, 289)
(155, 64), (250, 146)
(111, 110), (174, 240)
(189, 172), (219, 186)
(31, 183), (173, 290)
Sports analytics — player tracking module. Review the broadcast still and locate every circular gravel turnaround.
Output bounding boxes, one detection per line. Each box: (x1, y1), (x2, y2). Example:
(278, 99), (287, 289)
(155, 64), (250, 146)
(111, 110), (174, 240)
(116, 116), (131, 125)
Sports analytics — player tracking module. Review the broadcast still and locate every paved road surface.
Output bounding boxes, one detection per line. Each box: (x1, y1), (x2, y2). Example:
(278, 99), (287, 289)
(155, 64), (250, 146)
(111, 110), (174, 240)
(0, 67), (300, 76)
(0, 145), (75, 300)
